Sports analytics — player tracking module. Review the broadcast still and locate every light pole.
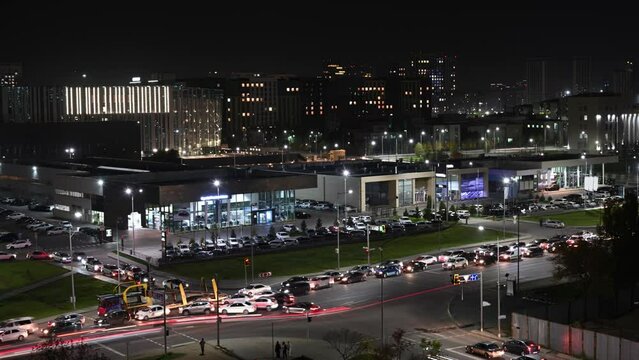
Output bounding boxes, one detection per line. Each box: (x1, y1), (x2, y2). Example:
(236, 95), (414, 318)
(395, 134), (402, 163)
(65, 147), (75, 159)
(494, 127), (499, 149)
(69, 211), (82, 309)
(125, 187), (143, 254)
(233, 147), (240, 167)
(370, 140), (376, 156)
(382, 131), (387, 158)
(481, 136), (486, 154)
(213, 180), (220, 237)
(486, 129), (491, 153)
(408, 138), (414, 154)
(281, 145), (288, 170)
(498, 177), (510, 338)
(420, 130), (425, 145)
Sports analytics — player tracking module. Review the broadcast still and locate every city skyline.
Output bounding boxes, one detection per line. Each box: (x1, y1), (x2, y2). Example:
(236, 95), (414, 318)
(2, 3), (637, 92)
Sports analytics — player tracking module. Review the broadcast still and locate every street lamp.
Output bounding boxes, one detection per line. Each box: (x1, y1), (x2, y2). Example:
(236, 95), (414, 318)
(382, 131), (388, 157)
(65, 147), (75, 159)
(69, 211), (82, 309)
(338, 169), (350, 271)
(395, 134), (403, 162)
(125, 187), (143, 254)
(233, 147), (240, 167)
(370, 140), (376, 156)
(281, 145), (288, 170)
(420, 131), (425, 144)
(495, 127), (499, 149)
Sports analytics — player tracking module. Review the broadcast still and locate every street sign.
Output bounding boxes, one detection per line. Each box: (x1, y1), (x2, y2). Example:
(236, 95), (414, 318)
(258, 272), (272, 278)
(482, 301), (491, 307)
(461, 273), (481, 282)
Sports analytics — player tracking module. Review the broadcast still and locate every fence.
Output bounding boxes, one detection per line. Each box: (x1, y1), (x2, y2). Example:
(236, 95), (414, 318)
(511, 313), (639, 360)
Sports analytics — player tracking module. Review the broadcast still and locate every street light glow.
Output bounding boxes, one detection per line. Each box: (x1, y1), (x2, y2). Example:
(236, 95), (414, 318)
(213, 179), (220, 187)
(74, 211), (82, 219)
(503, 178), (510, 184)
(478, 226), (484, 231)
(97, 179), (104, 186)
(125, 188), (132, 195)
(343, 169), (350, 177)
(371, 140), (376, 146)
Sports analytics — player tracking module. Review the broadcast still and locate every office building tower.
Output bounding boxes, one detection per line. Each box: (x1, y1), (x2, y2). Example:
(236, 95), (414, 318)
(572, 57), (591, 95)
(526, 59), (547, 105)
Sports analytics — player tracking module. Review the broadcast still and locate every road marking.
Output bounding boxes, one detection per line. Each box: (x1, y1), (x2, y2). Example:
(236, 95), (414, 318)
(171, 341), (195, 348)
(445, 346), (478, 359)
(172, 329), (199, 342)
(96, 343), (125, 357)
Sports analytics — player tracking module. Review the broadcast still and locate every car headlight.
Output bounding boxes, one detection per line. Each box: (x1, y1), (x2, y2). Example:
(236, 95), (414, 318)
(81, 259), (87, 264)
(43, 329), (49, 334)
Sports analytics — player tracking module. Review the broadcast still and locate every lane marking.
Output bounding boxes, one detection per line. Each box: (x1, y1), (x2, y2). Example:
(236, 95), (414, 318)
(96, 343), (125, 357)
(445, 347), (478, 359)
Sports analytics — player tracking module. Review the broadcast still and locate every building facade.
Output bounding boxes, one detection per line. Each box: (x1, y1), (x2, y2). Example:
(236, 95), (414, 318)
(526, 59), (547, 105)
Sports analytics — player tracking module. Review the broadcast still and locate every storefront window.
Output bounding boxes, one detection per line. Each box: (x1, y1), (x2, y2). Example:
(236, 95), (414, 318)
(398, 179), (413, 207)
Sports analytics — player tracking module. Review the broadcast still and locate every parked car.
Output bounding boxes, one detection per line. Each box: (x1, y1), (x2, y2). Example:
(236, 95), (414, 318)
(466, 342), (505, 358)
(442, 257), (468, 270)
(0, 328), (28, 343)
(178, 301), (214, 316)
(0, 251), (17, 261)
(219, 302), (257, 315)
(251, 297), (279, 311)
(27, 250), (52, 260)
(294, 211), (311, 219)
(275, 232), (290, 240)
(502, 339), (541, 355)
(282, 302), (321, 314)
(223, 293), (253, 305)
(135, 305), (169, 320)
(94, 310), (130, 327)
(6, 213), (25, 220)
(6, 239), (31, 250)
(456, 210), (470, 219)
(238, 283), (272, 297)
(544, 183), (560, 191)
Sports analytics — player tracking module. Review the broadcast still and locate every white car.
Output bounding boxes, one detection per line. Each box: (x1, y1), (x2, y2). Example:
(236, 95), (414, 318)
(0, 252), (17, 261)
(251, 297), (279, 311)
(268, 240), (285, 248)
(223, 294), (252, 305)
(178, 301), (213, 316)
(26, 222), (46, 230)
(256, 290), (277, 298)
(238, 284), (272, 297)
(135, 305), (169, 320)
(52, 252), (72, 263)
(398, 216), (413, 225)
(227, 237), (242, 248)
(60, 221), (73, 229)
(354, 222), (367, 230)
(177, 243), (191, 254)
(6, 239), (32, 250)
(442, 257), (468, 270)
(456, 210), (470, 219)
(0, 328), (28, 343)
(282, 224), (297, 232)
(215, 238), (228, 249)
(358, 215), (372, 223)
(414, 255), (437, 265)
(542, 220), (565, 228)
(283, 239), (299, 246)
(219, 302), (256, 315)
(499, 250), (520, 262)
(6, 213), (25, 220)
(275, 232), (290, 240)
(46, 227), (68, 236)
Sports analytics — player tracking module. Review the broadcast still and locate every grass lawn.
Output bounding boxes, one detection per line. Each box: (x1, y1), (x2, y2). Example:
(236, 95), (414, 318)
(0, 261), (68, 293)
(164, 225), (507, 281)
(0, 274), (116, 320)
(523, 209), (603, 227)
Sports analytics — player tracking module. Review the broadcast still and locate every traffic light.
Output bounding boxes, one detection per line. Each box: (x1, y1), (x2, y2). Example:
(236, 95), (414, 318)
(450, 273), (461, 286)
(307, 314), (312, 322)
(243, 258), (251, 266)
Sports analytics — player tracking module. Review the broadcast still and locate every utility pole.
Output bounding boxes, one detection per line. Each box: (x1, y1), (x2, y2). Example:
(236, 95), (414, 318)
(163, 285), (167, 355)
(480, 272), (484, 332)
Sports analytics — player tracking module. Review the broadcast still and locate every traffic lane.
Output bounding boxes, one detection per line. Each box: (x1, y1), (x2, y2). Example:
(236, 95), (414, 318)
(468, 217), (578, 239)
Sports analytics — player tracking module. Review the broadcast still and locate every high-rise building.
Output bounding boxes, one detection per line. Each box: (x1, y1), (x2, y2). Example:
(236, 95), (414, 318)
(409, 54), (456, 115)
(612, 59), (635, 102)
(572, 57), (591, 95)
(0, 63), (21, 87)
(526, 59), (547, 105)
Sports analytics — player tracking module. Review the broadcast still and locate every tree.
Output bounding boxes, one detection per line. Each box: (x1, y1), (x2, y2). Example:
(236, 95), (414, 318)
(426, 195), (432, 211)
(438, 201), (446, 212)
(316, 217), (323, 229)
(391, 328), (412, 360)
(419, 339), (441, 357)
(539, 194), (546, 202)
(602, 194), (639, 291)
(449, 204), (456, 213)
(323, 328), (372, 360)
(30, 338), (110, 360)
(268, 225), (276, 238)
(301, 220), (307, 233)
(414, 143), (425, 159)
(230, 229), (236, 239)
(403, 209), (409, 217)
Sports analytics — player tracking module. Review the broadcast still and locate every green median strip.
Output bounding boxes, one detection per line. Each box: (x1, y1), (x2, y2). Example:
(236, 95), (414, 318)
(164, 225), (508, 281)
(0, 274), (115, 320)
(522, 209), (603, 227)
(0, 261), (68, 293)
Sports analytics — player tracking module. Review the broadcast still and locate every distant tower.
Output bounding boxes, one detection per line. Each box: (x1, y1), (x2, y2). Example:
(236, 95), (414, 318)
(572, 57), (591, 95)
(525, 59), (547, 105)
(0, 63), (22, 87)
(612, 58), (635, 101)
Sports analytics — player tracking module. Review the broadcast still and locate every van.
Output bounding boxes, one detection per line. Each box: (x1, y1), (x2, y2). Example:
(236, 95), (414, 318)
(0, 317), (37, 334)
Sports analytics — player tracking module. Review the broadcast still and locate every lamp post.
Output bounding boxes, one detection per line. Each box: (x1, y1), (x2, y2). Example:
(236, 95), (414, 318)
(281, 145), (288, 170)
(498, 178), (510, 337)
(65, 147), (75, 159)
(233, 147), (240, 167)
(395, 134), (403, 163)
(125, 187), (143, 254)
(213, 180), (220, 237)
(494, 127), (499, 149)
(486, 129), (491, 152)
(408, 138), (414, 154)
(420, 130), (425, 145)
(69, 211), (82, 309)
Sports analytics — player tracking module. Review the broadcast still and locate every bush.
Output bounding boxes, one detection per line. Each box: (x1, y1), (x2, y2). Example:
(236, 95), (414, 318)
(230, 229), (236, 238)
(268, 225), (276, 237)
(315, 218), (323, 229)
(449, 204), (456, 213)
(540, 194), (546, 202)
(301, 220), (307, 233)
(403, 209), (409, 217)
(547, 196), (553, 202)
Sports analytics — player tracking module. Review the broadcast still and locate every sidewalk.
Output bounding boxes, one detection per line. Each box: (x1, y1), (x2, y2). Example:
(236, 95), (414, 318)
(132, 336), (338, 360)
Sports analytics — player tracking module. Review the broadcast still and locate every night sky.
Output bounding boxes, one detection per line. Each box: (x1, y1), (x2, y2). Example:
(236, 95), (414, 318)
(2, 2), (636, 93)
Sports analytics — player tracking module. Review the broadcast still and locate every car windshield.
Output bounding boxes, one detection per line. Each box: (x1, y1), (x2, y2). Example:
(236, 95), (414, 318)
(486, 344), (499, 350)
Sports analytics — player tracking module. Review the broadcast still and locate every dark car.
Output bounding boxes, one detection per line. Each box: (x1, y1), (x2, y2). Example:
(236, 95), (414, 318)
(294, 211), (312, 219)
(282, 302), (321, 314)
(466, 342), (505, 358)
(272, 292), (296, 306)
(474, 254), (497, 266)
(280, 281), (310, 296)
(403, 260), (427, 273)
(72, 252), (87, 262)
(340, 271), (366, 284)
(503, 339), (541, 355)
(544, 183), (560, 191)
(78, 227), (100, 237)
(524, 245), (544, 257)
(94, 310), (130, 327)
(101, 264), (121, 277)
(375, 265), (402, 278)
(39, 320), (81, 337)
(281, 276), (309, 288)
(85, 257), (103, 272)
(548, 241), (567, 253)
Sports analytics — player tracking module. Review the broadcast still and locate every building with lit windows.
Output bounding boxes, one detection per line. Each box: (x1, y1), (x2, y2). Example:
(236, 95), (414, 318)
(0, 63), (21, 87)
(407, 54), (456, 115)
(0, 84), (222, 158)
(526, 58), (547, 105)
